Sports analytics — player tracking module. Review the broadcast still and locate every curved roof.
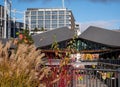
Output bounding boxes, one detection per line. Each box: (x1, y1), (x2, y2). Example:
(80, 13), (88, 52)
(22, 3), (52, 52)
(32, 27), (75, 48)
(79, 26), (120, 48)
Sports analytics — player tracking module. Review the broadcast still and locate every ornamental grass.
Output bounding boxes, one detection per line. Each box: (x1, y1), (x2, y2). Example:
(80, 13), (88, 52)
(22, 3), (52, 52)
(0, 41), (52, 87)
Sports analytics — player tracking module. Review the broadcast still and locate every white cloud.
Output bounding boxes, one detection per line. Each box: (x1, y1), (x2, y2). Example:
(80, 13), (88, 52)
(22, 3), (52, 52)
(80, 20), (120, 32)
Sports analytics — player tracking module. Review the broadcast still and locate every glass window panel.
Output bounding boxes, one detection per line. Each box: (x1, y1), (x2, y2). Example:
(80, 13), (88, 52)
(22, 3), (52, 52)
(38, 16), (43, 19)
(38, 20), (43, 24)
(66, 15), (70, 19)
(52, 11), (57, 15)
(31, 11), (36, 15)
(45, 11), (50, 15)
(45, 25), (50, 28)
(31, 20), (36, 24)
(52, 24), (57, 28)
(52, 20), (57, 24)
(26, 12), (30, 15)
(26, 20), (29, 24)
(31, 16), (36, 20)
(38, 24), (43, 28)
(52, 15), (57, 19)
(59, 11), (64, 15)
(45, 20), (50, 24)
(66, 24), (70, 27)
(59, 20), (64, 23)
(45, 15), (50, 19)
(66, 20), (70, 24)
(59, 15), (64, 19)
(31, 25), (36, 28)
(59, 24), (64, 27)
(66, 11), (70, 15)
(38, 11), (43, 15)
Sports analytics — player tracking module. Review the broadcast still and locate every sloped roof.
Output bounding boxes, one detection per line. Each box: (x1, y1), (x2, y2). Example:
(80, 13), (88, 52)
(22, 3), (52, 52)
(0, 38), (9, 44)
(32, 27), (75, 48)
(79, 26), (120, 48)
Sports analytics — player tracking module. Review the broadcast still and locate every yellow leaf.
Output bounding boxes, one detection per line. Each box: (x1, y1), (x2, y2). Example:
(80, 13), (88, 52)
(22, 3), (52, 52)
(78, 76), (83, 81)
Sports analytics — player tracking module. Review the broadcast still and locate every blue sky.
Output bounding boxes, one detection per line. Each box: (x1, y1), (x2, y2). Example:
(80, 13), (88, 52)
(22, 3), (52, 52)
(1, 0), (120, 32)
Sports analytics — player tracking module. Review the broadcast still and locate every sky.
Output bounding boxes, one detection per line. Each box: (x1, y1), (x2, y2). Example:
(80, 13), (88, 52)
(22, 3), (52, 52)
(0, 0), (120, 32)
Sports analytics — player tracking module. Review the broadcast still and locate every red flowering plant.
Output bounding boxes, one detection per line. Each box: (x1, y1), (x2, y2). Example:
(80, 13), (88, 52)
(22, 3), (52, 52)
(47, 35), (78, 87)
(17, 29), (33, 44)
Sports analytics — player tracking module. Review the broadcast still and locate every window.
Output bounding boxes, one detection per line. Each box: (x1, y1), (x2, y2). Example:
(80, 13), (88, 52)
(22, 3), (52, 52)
(45, 11), (50, 15)
(52, 11), (57, 15)
(38, 24), (43, 28)
(26, 12), (30, 15)
(66, 11), (70, 15)
(25, 16), (29, 20)
(66, 15), (70, 19)
(59, 15), (64, 19)
(31, 11), (36, 15)
(38, 16), (43, 19)
(59, 20), (64, 23)
(31, 25), (36, 28)
(31, 20), (36, 24)
(45, 15), (50, 19)
(52, 20), (57, 24)
(52, 15), (57, 19)
(66, 24), (70, 27)
(26, 20), (29, 24)
(45, 20), (50, 24)
(45, 24), (50, 28)
(38, 20), (43, 24)
(52, 24), (57, 28)
(59, 11), (64, 15)
(59, 24), (64, 27)
(31, 16), (36, 20)
(38, 11), (43, 15)
(66, 20), (70, 24)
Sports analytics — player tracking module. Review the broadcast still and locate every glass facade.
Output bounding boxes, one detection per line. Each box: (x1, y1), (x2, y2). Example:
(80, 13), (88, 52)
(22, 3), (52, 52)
(25, 8), (75, 31)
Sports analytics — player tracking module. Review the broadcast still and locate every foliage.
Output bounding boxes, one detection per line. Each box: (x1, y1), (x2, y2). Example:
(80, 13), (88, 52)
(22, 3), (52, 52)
(41, 27), (45, 31)
(0, 41), (54, 87)
(50, 35), (76, 87)
(17, 29), (33, 44)
(34, 27), (39, 32)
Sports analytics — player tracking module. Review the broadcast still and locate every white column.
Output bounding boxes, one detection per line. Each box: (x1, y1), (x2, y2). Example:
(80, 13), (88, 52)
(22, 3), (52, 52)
(4, 0), (7, 38)
(23, 11), (26, 29)
(29, 11), (31, 34)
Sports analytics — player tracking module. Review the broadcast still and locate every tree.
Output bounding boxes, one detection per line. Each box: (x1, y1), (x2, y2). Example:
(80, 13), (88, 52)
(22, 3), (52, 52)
(41, 27), (45, 31)
(34, 27), (39, 32)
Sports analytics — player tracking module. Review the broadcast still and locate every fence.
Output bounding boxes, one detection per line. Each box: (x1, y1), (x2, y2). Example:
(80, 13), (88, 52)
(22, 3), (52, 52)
(73, 68), (120, 87)
(51, 68), (120, 87)
(48, 59), (120, 87)
(99, 59), (120, 65)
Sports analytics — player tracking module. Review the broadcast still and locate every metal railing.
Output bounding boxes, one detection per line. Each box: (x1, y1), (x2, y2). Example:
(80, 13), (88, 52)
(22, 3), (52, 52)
(51, 68), (120, 87)
(73, 68), (120, 87)
(98, 59), (120, 65)
(50, 59), (120, 87)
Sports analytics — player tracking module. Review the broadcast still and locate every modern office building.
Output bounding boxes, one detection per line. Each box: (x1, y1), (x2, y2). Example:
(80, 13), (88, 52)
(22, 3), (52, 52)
(11, 21), (25, 38)
(0, 5), (11, 38)
(25, 8), (75, 32)
(0, 5), (4, 38)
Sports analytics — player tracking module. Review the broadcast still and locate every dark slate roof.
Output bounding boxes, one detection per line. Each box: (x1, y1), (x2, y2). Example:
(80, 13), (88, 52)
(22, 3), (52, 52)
(32, 27), (75, 48)
(0, 38), (9, 44)
(0, 38), (17, 49)
(79, 26), (120, 48)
